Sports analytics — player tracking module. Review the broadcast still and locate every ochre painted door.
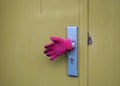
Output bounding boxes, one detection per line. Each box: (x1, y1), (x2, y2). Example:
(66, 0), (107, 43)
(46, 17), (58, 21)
(0, 0), (87, 86)
(88, 0), (120, 86)
(2, 0), (119, 86)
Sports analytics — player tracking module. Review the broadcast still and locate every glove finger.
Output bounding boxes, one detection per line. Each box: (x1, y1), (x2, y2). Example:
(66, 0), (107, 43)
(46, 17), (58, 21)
(50, 36), (64, 43)
(44, 49), (49, 54)
(44, 43), (54, 48)
(49, 54), (57, 61)
(46, 51), (55, 56)
(44, 48), (53, 54)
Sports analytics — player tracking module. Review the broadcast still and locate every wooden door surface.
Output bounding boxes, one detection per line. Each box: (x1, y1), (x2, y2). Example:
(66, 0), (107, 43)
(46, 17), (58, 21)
(88, 0), (120, 86)
(0, 0), (82, 86)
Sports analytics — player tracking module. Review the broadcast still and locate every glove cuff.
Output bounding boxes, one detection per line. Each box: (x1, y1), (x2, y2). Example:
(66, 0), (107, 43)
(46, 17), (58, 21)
(65, 39), (73, 51)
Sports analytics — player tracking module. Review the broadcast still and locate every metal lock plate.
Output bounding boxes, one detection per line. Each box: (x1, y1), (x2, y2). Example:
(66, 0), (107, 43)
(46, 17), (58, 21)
(67, 26), (78, 77)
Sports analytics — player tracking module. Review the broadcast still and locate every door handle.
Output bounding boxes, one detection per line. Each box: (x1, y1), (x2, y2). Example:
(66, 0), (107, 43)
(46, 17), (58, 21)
(44, 25), (78, 77)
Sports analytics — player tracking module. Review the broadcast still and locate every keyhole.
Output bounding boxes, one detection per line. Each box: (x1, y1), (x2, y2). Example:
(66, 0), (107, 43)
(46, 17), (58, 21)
(70, 58), (74, 64)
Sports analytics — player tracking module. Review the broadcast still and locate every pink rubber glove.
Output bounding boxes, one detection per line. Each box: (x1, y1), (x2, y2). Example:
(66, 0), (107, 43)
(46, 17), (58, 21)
(44, 36), (72, 61)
